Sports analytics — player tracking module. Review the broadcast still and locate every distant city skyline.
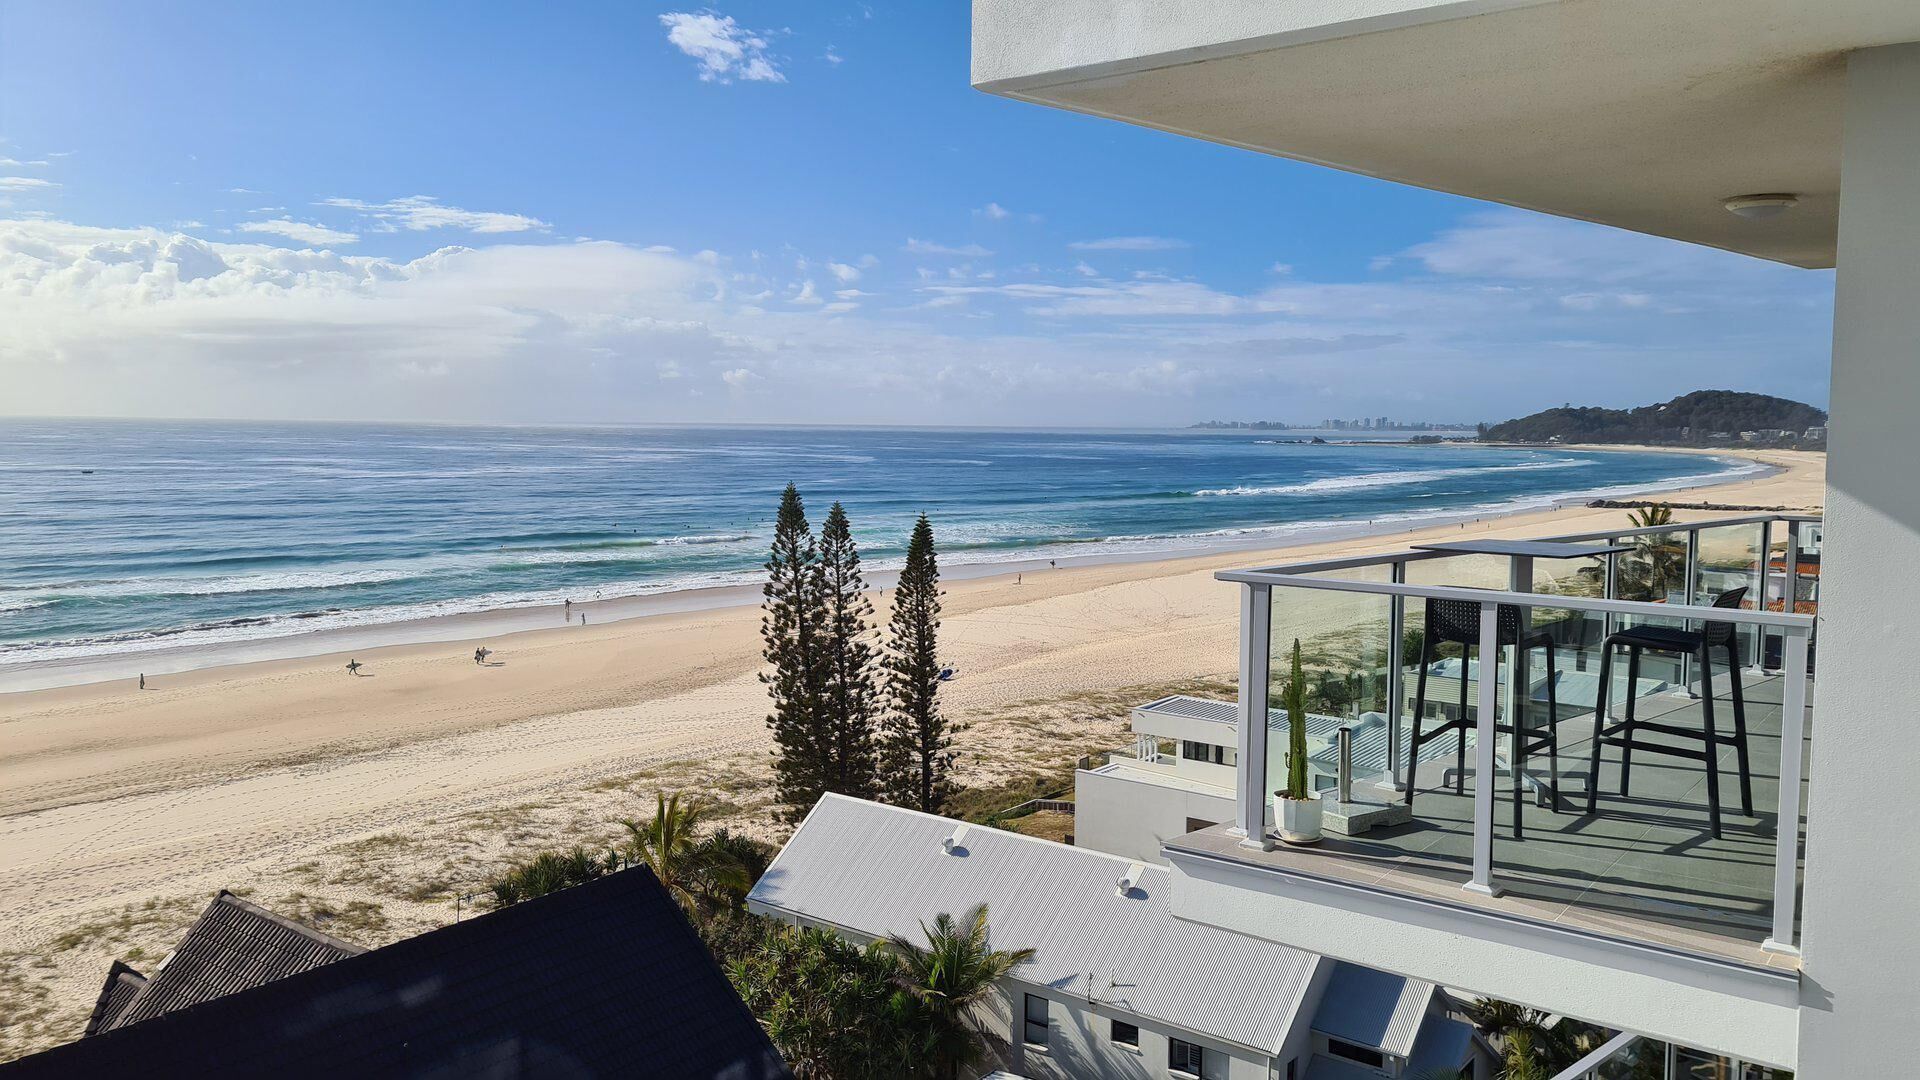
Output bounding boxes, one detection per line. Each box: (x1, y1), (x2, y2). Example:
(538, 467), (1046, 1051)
(0, 2), (1836, 427)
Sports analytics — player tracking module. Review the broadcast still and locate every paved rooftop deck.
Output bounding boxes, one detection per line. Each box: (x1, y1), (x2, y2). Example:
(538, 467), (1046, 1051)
(1168, 670), (1808, 971)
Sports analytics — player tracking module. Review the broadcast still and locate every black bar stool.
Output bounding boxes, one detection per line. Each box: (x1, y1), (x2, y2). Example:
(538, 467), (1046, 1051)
(1407, 597), (1562, 837)
(1584, 586), (1752, 839)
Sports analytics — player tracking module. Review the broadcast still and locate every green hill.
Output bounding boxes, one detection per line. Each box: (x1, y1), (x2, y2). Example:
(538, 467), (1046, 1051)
(1480, 391), (1826, 446)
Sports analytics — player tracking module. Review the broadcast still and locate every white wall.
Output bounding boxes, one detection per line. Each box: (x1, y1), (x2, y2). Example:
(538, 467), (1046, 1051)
(1795, 39), (1920, 1078)
(1074, 767), (1234, 864)
(1004, 982), (1273, 1080)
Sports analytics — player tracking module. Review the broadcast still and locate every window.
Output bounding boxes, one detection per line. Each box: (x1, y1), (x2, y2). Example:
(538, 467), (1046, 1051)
(1179, 740), (1235, 765)
(1169, 1038), (1204, 1076)
(1326, 1038), (1386, 1068)
(1023, 994), (1048, 1047)
(1110, 1019), (1138, 1047)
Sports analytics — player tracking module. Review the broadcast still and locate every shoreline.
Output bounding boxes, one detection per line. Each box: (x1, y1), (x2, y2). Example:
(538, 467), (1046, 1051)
(0, 444), (1788, 693)
(0, 445), (1823, 1060)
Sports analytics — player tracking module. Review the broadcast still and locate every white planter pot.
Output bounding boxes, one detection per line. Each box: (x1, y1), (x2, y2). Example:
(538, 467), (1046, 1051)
(1273, 791), (1324, 845)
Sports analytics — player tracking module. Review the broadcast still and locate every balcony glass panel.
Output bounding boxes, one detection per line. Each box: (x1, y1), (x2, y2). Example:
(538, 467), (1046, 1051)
(1266, 566), (1397, 797)
(1485, 596), (1795, 950)
(1692, 522), (1766, 663)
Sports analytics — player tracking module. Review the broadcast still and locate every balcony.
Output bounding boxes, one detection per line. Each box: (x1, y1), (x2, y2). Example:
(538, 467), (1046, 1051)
(1162, 514), (1817, 1068)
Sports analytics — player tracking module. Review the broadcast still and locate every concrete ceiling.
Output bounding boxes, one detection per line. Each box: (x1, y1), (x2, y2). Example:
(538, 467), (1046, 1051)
(974, 0), (1920, 269)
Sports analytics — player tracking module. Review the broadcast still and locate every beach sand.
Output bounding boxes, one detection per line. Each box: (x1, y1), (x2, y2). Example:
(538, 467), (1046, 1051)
(0, 446), (1822, 1059)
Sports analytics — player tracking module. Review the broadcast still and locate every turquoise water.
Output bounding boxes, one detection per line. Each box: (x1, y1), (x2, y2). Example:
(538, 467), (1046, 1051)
(0, 420), (1750, 664)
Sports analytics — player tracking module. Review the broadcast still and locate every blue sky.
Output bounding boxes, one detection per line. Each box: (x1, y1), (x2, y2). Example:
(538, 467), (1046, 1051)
(0, 1), (1835, 426)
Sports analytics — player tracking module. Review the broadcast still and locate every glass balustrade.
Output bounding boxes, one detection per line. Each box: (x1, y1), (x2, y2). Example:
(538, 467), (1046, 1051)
(1223, 514), (1818, 959)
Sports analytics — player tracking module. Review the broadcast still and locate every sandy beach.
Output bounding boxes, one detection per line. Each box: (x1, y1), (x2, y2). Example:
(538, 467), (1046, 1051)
(0, 446), (1823, 1058)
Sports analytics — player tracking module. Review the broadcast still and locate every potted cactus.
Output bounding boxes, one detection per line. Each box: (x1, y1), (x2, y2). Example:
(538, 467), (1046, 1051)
(1272, 638), (1324, 844)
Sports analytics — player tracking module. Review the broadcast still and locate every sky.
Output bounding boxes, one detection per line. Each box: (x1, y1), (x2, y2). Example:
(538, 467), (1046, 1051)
(0, 2), (1836, 428)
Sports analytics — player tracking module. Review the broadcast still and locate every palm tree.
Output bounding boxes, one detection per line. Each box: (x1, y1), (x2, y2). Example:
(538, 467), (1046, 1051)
(1619, 504), (1685, 601)
(885, 903), (1036, 1080)
(620, 792), (749, 911)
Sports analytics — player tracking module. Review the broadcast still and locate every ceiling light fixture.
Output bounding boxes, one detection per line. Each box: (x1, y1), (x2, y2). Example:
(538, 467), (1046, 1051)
(1724, 194), (1799, 221)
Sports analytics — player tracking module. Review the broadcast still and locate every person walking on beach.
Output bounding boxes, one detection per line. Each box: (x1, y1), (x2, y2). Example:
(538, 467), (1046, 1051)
(475, 646), (491, 665)
(138, 673), (145, 690)
(564, 599), (572, 618)
(346, 659), (362, 676)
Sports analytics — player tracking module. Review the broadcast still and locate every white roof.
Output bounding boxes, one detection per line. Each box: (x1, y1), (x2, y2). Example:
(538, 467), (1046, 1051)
(749, 794), (1324, 1054)
(1135, 694), (1240, 725)
(1311, 961), (1435, 1058)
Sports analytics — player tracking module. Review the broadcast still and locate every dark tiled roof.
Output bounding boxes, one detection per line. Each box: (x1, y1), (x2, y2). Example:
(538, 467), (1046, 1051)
(104, 890), (364, 1031)
(81, 961), (146, 1037)
(6, 867), (789, 1079)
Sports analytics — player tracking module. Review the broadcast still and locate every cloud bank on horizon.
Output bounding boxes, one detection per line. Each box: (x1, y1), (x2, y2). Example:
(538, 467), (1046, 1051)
(0, 2), (1835, 427)
(0, 208), (1833, 426)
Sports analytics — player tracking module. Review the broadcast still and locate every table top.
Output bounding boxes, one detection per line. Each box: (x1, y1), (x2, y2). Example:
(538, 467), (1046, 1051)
(1412, 539), (1631, 559)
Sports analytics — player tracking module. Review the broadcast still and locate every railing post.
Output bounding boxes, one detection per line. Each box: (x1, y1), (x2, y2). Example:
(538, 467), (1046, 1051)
(1386, 559), (1407, 790)
(1682, 528), (1701, 694)
(1763, 627), (1811, 955)
(1465, 600), (1501, 896)
(1235, 583), (1273, 849)
(1602, 537), (1619, 651)
(1785, 519), (1803, 615)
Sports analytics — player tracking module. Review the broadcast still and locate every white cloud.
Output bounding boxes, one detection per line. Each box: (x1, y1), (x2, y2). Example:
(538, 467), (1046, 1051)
(976, 201), (1040, 223)
(320, 195), (547, 235)
(790, 280), (823, 305)
(1068, 235), (1189, 251)
(826, 261), (860, 283)
(0, 177), (57, 191)
(904, 237), (991, 257)
(659, 11), (785, 84)
(0, 210), (1832, 426)
(823, 46), (844, 65)
(225, 187), (261, 195)
(721, 367), (761, 388)
(0, 158), (48, 167)
(236, 218), (359, 246)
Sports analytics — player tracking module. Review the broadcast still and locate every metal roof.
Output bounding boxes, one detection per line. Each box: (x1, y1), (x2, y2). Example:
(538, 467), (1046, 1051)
(1310, 961), (1435, 1058)
(750, 794), (1324, 1055)
(1134, 694), (1240, 725)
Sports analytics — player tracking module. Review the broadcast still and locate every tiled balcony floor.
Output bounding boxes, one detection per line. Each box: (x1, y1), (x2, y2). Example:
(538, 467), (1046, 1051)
(1168, 670), (1808, 970)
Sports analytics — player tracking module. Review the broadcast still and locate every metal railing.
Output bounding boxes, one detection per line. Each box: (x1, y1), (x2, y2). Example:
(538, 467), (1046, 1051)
(1219, 513), (1818, 953)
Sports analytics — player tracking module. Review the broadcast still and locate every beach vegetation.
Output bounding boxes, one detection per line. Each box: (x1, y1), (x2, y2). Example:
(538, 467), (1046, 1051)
(620, 792), (759, 912)
(486, 847), (618, 908)
(880, 514), (962, 814)
(707, 903), (1032, 1080)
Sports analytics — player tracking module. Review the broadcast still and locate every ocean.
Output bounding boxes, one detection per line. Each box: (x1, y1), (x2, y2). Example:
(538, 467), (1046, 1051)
(0, 419), (1755, 667)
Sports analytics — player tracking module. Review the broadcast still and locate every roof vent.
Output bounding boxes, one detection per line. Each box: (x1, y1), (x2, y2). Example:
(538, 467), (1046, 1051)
(942, 823), (970, 855)
(1116, 862), (1146, 896)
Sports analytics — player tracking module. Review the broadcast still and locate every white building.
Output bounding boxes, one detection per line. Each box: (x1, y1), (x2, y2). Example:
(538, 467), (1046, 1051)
(973, 2), (1915, 1074)
(750, 794), (1489, 1080)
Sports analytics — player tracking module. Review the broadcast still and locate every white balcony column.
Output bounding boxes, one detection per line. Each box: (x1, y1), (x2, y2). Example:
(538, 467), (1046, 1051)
(1234, 582), (1272, 848)
(1465, 600), (1500, 896)
(1798, 40), (1920, 1077)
